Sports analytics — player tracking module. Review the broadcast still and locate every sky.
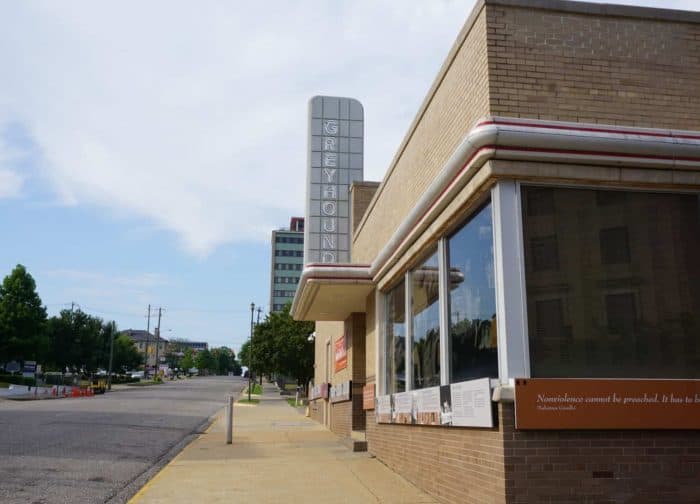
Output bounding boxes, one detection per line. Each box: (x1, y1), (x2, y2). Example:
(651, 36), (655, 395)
(0, 0), (696, 354)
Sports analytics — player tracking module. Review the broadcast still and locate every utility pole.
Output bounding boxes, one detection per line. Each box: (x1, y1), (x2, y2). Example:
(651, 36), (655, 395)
(144, 304), (151, 377)
(107, 321), (115, 390)
(154, 307), (163, 377)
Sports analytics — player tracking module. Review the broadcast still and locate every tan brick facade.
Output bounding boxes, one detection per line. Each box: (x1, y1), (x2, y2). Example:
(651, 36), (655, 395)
(366, 403), (507, 503)
(302, 1), (700, 503)
(353, 6), (491, 263)
(486, 3), (700, 130)
(501, 403), (700, 503)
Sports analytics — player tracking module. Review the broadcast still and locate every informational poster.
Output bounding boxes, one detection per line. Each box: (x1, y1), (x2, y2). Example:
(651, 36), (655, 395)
(334, 335), (347, 372)
(374, 377), (493, 428)
(362, 384), (375, 410)
(330, 380), (351, 403)
(308, 382), (329, 401)
(515, 378), (700, 430)
(412, 386), (442, 426)
(376, 395), (392, 424)
(450, 378), (493, 428)
(393, 391), (413, 424)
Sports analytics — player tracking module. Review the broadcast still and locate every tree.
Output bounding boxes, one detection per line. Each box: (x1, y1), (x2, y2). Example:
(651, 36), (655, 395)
(181, 348), (195, 371)
(245, 304), (314, 389)
(0, 265), (48, 363)
(46, 309), (118, 373)
(231, 359), (242, 376)
(211, 346), (234, 375)
(112, 334), (142, 372)
(238, 340), (251, 369)
(195, 348), (216, 374)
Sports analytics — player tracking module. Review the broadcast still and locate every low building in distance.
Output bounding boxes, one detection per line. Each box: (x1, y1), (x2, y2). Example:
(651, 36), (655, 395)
(169, 340), (208, 353)
(121, 329), (168, 368)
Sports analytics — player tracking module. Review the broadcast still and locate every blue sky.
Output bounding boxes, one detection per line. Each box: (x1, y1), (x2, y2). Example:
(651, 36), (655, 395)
(0, 0), (694, 353)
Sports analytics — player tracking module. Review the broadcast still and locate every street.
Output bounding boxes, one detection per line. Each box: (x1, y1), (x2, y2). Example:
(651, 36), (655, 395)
(0, 376), (245, 504)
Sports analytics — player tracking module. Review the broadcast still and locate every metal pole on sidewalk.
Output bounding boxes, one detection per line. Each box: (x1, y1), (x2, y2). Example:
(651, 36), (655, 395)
(226, 395), (233, 444)
(248, 302), (254, 401)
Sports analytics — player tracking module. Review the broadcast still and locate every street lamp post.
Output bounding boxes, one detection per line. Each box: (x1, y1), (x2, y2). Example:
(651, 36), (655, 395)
(248, 302), (255, 401)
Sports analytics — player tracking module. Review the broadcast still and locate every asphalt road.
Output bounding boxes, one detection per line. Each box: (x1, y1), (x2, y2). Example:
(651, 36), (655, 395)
(0, 376), (246, 504)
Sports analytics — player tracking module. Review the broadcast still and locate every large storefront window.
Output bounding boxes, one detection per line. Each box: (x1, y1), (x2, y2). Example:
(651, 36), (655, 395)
(447, 202), (498, 382)
(411, 250), (440, 389)
(385, 281), (406, 393)
(521, 186), (700, 378)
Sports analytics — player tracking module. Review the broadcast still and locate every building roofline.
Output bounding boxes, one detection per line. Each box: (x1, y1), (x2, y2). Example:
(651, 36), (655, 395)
(485, 0), (700, 24)
(293, 116), (700, 320)
(353, 0), (700, 241)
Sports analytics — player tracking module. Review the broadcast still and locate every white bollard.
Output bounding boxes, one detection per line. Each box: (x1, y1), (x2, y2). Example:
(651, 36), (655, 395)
(226, 395), (233, 444)
(295, 390), (300, 406)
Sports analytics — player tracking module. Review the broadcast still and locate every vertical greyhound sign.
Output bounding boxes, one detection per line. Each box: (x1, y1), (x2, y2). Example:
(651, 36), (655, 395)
(305, 96), (364, 264)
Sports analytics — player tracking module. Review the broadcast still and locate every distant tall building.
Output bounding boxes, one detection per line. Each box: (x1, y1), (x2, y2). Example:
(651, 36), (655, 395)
(269, 217), (304, 312)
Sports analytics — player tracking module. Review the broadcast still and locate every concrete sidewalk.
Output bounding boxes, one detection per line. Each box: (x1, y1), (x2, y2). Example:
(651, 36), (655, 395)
(129, 382), (436, 504)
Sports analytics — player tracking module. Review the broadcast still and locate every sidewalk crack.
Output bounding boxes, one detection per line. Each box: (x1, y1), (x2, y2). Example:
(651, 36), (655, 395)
(343, 461), (381, 503)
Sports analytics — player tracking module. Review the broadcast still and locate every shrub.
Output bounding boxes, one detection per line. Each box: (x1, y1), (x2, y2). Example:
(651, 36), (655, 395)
(0, 373), (35, 386)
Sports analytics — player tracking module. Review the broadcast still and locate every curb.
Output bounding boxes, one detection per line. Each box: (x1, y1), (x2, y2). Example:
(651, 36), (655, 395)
(109, 383), (247, 504)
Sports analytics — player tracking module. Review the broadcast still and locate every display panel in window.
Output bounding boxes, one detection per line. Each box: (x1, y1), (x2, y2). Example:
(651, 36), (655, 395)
(447, 201), (498, 383)
(521, 186), (700, 378)
(385, 281), (406, 394)
(411, 250), (440, 389)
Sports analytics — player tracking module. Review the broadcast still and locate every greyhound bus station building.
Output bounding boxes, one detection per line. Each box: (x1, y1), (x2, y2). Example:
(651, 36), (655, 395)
(292, 0), (700, 502)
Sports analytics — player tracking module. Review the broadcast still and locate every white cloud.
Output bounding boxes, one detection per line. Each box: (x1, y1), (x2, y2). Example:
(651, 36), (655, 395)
(0, 168), (23, 199)
(0, 1), (480, 255)
(0, 0), (696, 254)
(0, 127), (26, 198)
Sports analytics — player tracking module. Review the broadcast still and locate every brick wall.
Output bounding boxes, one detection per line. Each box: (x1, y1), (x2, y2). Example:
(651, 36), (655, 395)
(500, 403), (700, 503)
(331, 400), (352, 438)
(350, 182), (380, 236)
(309, 399), (324, 424)
(366, 409), (507, 503)
(349, 314), (366, 431)
(486, 2), (700, 130)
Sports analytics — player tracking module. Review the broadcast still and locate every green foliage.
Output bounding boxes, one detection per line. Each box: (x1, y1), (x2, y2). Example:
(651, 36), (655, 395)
(45, 308), (133, 373)
(112, 334), (142, 372)
(246, 304), (314, 388)
(181, 348), (195, 371)
(211, 346), (234, 375)
(238, 340), (251, 368)
(246, 382), (262, 395)
(0, 374), (36, 386)
(194, 348), (216, 373)
(0, 264), (48, 362)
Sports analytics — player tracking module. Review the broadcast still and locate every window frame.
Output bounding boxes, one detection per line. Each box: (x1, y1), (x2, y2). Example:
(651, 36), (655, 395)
(379, 185), (512, 394)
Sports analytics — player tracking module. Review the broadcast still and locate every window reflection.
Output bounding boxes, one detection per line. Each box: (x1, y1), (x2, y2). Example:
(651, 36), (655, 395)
(411, 250), (441, 389)
(385, 281), (406, 393)
(447, 202), (498, 382)
(521, 187), (700, 378)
